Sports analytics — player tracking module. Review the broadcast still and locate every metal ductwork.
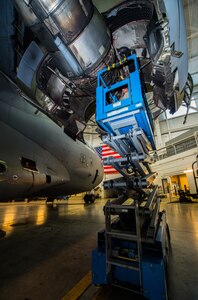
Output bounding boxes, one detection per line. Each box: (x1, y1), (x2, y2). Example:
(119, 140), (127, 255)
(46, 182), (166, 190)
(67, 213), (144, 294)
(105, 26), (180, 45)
(14, 0), (112, 79)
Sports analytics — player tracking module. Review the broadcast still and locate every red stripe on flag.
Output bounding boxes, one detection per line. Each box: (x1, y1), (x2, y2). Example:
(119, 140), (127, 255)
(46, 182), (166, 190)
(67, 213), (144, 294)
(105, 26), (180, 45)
(102, 145), (120, 174)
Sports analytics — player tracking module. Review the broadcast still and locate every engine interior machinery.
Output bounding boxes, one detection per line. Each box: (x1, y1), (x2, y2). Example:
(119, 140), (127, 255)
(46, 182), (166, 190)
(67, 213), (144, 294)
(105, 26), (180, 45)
(7, 0), (192, 141)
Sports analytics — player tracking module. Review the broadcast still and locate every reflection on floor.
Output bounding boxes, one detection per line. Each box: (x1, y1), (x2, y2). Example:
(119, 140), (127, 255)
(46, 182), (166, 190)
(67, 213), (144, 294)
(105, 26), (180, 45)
(0, 197), (198, 300)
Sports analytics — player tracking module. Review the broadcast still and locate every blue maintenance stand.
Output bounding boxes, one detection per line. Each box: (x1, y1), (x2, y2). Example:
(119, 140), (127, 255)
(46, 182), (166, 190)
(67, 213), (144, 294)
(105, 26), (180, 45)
(92, 54), (169, 300)
(96, 54), (155, 148)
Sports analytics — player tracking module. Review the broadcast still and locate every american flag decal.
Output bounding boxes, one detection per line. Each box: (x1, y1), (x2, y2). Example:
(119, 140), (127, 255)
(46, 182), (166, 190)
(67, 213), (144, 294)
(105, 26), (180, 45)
(95, 145), (121, 174)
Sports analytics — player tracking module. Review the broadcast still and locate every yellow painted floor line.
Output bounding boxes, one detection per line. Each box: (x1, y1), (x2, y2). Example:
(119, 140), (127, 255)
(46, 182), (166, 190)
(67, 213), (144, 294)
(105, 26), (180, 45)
(61, 271), (92, 300)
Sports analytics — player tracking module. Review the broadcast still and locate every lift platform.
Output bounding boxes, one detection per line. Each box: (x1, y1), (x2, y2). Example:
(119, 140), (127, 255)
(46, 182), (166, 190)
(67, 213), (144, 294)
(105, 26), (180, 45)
(92, 54), (170, 300)
(96, 54), (155, 148)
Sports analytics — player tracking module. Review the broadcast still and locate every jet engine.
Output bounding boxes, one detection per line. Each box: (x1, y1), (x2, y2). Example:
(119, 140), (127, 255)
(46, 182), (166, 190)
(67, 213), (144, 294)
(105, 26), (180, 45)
(14, 0), (115, 139)
(13, 0), (192, 139)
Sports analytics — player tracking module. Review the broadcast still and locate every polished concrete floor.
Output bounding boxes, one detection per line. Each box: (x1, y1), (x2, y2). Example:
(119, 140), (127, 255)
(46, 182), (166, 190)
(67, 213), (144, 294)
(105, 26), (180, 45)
(0, 197), (198, 300)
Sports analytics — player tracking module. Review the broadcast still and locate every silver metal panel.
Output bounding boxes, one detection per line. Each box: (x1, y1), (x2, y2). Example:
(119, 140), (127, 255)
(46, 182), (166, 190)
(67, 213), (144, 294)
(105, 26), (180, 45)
(162, 0), (188, 91)
(17, 41), (44, 89)
(113, 21), (148, 50)
(54, 36), (83, 76)
(53, 0), (93, 43)
(37, 0), (62, 13)
(70, 9), (111, 71)
(14, 0), (39, 26)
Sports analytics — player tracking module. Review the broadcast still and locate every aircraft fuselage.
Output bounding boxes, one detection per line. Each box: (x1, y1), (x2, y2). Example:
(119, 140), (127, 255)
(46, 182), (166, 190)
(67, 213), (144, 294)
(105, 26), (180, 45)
(0, 73), (103, 201)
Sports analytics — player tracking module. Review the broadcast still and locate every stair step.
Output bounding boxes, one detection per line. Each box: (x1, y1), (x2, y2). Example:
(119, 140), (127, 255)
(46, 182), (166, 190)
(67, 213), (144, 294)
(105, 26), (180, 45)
(106, 230), (138, 241)
(112, 281), (143, 294)
(107, 258), (140, 271)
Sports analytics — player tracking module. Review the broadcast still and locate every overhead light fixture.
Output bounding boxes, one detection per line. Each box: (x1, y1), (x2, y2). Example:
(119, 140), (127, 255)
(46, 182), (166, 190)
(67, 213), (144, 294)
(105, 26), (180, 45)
(183, 169), (193, 173)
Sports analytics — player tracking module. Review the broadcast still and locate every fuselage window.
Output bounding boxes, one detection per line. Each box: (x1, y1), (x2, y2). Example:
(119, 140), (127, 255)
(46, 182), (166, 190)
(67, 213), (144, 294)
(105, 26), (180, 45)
(0, 161), (7, 174)
(46, 175), (51, 184)
(92, 169), (99, 184)
(21, 157), (38, 172)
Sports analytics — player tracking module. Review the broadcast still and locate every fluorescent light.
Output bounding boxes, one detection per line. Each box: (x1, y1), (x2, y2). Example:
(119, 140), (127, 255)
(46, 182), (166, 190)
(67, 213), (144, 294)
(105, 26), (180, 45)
(183, 169), (193, 173)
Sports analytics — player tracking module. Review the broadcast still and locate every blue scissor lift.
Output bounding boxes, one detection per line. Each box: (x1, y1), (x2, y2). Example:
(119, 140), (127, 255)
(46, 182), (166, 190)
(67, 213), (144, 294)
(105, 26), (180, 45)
(92, 54), (170, 300)
(96, 54), (155, 145)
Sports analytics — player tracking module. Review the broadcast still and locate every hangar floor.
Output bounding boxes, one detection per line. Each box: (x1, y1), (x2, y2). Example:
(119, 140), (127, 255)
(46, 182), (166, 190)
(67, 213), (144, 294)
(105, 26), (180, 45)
(0, 197), (198, 300)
